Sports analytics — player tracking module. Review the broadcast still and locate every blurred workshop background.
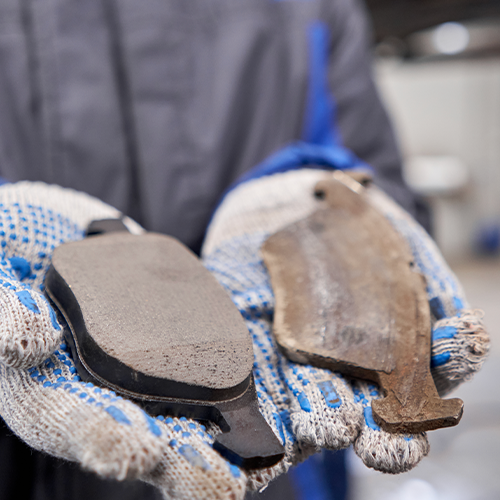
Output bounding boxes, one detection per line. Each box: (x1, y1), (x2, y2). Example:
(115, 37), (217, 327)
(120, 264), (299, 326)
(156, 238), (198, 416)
(349, 1), (500, 499)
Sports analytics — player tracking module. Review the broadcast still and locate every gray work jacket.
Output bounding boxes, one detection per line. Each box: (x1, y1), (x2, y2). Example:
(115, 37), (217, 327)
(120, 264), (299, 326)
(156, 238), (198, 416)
(0, 0), (416, 254)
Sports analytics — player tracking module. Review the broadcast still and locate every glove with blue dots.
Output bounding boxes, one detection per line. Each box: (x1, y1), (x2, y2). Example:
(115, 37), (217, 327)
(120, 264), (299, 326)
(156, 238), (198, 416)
(202, 169), (489, 485)
(0, 182), (141, 369)
(0, 182), (247, 500)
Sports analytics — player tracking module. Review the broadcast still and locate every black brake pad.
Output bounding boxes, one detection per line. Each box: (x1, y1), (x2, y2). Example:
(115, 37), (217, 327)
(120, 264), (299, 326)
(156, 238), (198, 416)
(44, 224), (284, 469)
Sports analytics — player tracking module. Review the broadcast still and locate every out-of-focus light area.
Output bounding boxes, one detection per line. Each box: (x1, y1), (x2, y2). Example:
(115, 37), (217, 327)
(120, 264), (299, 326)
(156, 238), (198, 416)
(348, 8), (500, 500)
(407, 19), (500, 59)
(432, 22), (470, 54)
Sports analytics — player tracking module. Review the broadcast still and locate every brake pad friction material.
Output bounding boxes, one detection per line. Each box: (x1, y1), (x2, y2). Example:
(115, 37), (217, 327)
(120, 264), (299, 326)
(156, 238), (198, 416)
(262, 173), (463, 434)
(45, 231), (284, 468)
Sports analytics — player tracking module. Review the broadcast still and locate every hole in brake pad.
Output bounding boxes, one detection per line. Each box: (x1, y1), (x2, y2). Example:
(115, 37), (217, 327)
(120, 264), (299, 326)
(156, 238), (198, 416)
(44, 224), (284, 469)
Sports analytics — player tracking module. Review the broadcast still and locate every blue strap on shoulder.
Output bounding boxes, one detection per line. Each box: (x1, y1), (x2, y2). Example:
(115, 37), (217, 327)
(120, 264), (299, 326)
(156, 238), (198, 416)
(302, 21), (340, 148)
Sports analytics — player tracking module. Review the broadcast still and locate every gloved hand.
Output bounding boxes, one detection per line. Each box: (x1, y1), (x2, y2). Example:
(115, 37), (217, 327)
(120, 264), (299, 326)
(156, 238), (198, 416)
(201, 168), (489, 489)
(0, 177), (489, 499)
(0, 182), (247, 500)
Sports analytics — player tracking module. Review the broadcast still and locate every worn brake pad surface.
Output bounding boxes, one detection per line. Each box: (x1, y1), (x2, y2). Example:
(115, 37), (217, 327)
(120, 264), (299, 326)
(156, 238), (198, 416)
(45, 230), (284, 468)
(262, 172), (463, 434)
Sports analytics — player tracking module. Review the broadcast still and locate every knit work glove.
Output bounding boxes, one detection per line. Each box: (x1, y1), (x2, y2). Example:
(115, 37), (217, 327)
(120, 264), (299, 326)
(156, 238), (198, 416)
(0, 182), (247, 500)
(202, 169), (489, 488)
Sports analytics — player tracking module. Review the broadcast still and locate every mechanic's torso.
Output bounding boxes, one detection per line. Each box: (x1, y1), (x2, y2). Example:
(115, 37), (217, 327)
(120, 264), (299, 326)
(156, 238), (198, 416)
(0, 0), (392, 251)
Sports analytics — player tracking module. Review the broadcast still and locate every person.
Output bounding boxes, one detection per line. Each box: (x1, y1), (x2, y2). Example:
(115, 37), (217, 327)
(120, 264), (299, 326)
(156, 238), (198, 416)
(0, 0), (488, 498)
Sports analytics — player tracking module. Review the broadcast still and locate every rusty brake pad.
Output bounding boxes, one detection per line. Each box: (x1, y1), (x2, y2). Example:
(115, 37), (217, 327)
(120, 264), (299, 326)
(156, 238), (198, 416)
(45, 224), (284, 469)
(261, 172), (463, 434)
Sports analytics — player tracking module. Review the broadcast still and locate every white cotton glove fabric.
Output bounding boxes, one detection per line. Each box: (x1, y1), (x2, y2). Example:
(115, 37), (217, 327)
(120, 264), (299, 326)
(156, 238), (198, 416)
(0, 182), (247, 500)
(202, 169), (489, 484)
(0, 182), (143, 369)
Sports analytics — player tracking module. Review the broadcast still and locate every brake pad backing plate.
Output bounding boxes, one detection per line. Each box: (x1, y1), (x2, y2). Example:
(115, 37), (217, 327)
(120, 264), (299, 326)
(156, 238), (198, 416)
(262, 174), (463, 433)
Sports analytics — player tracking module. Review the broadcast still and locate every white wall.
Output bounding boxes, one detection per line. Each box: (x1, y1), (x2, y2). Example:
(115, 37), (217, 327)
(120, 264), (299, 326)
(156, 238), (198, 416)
(374, 57), (500, 258)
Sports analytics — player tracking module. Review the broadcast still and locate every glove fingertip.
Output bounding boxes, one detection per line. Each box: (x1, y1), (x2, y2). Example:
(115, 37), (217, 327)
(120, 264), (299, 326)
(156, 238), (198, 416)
(0, 285), (64, 368)
(354, 426), (430, 474)
(431, 310), (490, 396)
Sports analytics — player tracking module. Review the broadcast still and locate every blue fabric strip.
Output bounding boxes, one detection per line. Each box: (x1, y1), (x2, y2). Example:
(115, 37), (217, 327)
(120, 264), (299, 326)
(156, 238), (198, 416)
(302, 21), (338, 147)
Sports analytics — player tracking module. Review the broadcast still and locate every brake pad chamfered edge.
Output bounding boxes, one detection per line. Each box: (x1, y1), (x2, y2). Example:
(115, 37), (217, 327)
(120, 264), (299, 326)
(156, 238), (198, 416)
(45, 229), (284, 469)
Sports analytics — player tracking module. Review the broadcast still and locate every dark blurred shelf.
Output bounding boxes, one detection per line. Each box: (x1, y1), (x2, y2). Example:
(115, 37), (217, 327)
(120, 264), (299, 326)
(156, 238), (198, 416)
(365, 0), (500, 41)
